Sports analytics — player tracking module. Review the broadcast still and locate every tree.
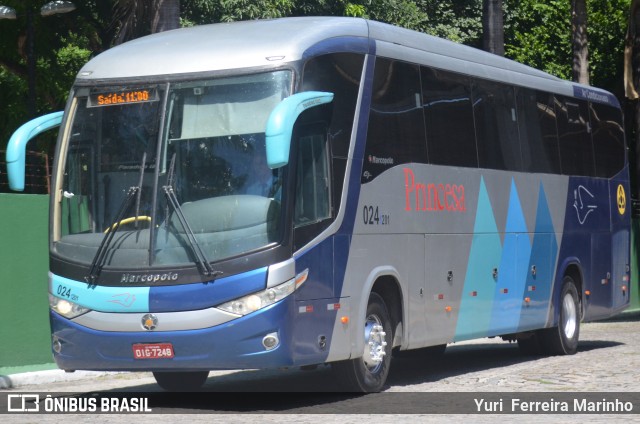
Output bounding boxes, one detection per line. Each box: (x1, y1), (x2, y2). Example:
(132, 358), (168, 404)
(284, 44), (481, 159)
(625, 0), (640, 201)
(572, 0), (589, 84)
(153, 0), (181, 32)
(483, 0), (504, 56)
(114, 0), (180, 44)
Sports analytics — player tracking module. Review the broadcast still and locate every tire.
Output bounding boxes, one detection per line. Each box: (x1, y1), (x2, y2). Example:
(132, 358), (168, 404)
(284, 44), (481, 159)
(152, 371), (209, 391)
(332, 292), (393, 392)
(539, 276), (580, 355)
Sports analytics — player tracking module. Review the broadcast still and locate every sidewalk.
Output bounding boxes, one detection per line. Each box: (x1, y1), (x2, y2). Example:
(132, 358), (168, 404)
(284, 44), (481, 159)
(0, 369), (124, 390)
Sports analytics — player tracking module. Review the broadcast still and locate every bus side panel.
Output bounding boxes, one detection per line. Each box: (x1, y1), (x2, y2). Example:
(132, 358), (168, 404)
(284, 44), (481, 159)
(555, 176), (610, 324)
(610, 172), (631, 314)
(589, 232), (613, 318)
(454, 177), (503, 341)
(516, 183), (558, 332)
(424, 234), (472, 345)
(340, 166), (582, 350)
(488, 180), (532, 335)
(292, 237), (337, 365)
(332, 233), (420, 358)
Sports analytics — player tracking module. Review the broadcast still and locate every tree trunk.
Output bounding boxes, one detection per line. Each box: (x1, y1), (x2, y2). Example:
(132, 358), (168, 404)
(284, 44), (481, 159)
(571, 0), (589, 85)
(482, 0), (504, 56)
(625, 0), (640, 204)
(152, 0), (180, 33)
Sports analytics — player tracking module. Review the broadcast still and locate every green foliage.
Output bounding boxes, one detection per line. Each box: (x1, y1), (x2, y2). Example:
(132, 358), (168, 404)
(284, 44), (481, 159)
(417, 0), (483, 46)
(344, 3), (366, 17)
(504, 0), (630, 94)
(587, 0), (630, 93)
(0, 0), (634, 154)
(181, 0), (294, 24)
(505, 0), (572, 80)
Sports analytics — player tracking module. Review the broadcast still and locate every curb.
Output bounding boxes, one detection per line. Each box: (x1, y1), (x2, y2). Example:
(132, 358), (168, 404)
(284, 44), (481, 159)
(0, 370), (123, 390)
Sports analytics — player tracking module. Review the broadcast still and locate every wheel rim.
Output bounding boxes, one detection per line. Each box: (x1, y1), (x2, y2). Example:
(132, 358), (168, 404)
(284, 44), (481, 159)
(362, 314), (387, 373)
(561, 292), (577, 340)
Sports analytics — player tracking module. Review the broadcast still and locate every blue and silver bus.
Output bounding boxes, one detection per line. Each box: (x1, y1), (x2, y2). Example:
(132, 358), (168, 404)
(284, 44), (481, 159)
(6, 17), (631, 392)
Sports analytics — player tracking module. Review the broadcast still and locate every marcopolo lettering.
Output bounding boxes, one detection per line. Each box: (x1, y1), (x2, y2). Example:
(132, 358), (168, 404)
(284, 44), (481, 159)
(369, 155), (394, 165)
(121, 273), (179, 284)
(403, 168), (466, 212)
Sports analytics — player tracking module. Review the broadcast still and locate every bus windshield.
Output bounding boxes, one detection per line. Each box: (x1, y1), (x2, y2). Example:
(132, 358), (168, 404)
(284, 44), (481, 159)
(54, 70), (292, 273)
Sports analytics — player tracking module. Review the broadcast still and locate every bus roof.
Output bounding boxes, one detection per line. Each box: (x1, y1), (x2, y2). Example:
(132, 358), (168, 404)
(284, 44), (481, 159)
(77, 17), (369, 81)
(76, 16), (617, 107)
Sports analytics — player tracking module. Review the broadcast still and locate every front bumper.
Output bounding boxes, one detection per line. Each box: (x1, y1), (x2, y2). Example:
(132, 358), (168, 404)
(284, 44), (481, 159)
(51, 295), (296, 371)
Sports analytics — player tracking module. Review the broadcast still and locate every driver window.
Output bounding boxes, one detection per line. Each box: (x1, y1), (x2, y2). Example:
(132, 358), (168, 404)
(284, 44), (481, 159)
(294, 132), (331, 227)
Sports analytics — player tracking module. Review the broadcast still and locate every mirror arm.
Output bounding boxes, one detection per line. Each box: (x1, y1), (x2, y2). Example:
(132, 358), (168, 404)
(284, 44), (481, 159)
(6, 111), (63, 191)
(265, 91), (334, 169)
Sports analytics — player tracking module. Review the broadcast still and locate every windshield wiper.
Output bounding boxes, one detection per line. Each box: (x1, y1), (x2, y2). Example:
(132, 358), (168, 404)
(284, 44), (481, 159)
(85, 153), (146, 285)
(162, 154), (222, 279)
(162, 185), (222, 278)
(85, 186), (139, 285)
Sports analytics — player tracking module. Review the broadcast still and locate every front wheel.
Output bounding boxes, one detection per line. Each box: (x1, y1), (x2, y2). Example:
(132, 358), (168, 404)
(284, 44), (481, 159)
(152, 371), (209, 391)
(539, 276), (580, 355)
(332, 292), (393, 392)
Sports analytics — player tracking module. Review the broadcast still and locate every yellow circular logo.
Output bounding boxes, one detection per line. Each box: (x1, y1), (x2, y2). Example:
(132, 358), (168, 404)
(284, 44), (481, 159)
(617, 184), (626, 215)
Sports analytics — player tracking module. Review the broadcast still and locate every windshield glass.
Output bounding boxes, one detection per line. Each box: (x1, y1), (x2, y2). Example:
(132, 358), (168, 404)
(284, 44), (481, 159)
(54, 71), (291, 272)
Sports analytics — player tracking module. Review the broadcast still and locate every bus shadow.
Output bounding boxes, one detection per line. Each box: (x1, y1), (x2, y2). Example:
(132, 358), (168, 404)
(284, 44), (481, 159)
(83, 336), (624, 413)
(386, 338), (622, 388)
(601, 310), (640, 323)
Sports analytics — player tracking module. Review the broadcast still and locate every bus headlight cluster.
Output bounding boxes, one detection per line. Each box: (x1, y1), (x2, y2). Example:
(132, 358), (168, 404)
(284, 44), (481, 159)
(49, 294), (90, 319)
(217, 269), (308, 316)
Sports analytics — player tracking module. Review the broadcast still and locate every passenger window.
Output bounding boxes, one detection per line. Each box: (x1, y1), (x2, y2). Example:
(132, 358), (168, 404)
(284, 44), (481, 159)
(556, 97), (595, 176)
(517, 89), (561, 174)
(364, 58), (427, 182)
(421, 67), (478, 168)
(472, 79), (521, 171)
(590, 103), (626, 178)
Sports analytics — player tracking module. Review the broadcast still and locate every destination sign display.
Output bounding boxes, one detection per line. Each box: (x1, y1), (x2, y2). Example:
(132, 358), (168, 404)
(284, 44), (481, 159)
(88, 88), (158, 107)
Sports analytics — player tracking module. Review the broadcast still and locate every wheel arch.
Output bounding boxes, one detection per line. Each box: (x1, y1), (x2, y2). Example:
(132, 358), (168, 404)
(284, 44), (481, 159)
(553, 259), (584, 325)
(352, 266), (405, 356)
(371, 274), (404, 349)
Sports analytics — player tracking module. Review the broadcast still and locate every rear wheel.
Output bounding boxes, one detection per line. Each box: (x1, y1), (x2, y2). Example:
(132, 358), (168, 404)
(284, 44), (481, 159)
(332, 292), (393, 392)
(539, 276), (580, 355)
(152, 371), (209, 391)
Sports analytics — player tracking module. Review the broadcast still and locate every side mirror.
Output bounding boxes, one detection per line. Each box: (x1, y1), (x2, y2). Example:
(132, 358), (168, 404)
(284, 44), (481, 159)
(6, 111), (63, 191)
(265, 91), (334, 169)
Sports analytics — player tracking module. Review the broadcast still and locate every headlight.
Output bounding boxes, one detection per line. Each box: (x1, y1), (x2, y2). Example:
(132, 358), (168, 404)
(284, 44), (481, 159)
(49, 294), (91, 319)
(217, 269), (308, 316)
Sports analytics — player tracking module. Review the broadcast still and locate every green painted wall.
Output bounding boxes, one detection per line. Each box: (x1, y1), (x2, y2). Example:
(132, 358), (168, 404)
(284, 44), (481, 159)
(0, 194), (52, 370)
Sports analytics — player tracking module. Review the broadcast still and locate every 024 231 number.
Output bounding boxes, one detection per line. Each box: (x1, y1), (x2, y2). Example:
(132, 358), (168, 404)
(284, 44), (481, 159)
(362, 205), (390, 225)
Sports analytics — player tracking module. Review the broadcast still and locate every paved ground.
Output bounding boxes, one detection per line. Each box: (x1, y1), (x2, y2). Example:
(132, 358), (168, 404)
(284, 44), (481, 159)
(2, 311), (639, 422)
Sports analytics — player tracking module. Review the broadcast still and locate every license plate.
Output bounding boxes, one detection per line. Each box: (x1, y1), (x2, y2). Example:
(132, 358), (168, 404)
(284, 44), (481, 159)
(132, 343), (174, 359)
